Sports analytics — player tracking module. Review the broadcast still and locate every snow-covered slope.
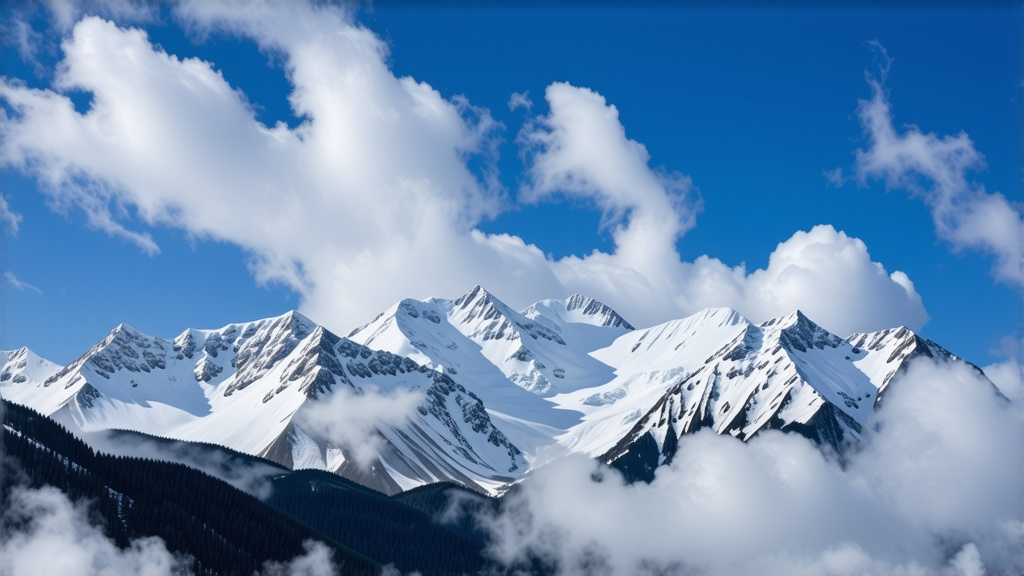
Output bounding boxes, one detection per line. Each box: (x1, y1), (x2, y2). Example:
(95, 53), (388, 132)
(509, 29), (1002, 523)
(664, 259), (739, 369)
(594, 311), (970, 477)
(846, 325), (968, 398)
(4, 287), (996, 494)
(351, 286), (632, 396)
(0, 347), (64, 413)
(550, 307), (752, 458)
(348, 287), (634, 457)
(348, 289), (993, 477)
(2, 312), (524, 495)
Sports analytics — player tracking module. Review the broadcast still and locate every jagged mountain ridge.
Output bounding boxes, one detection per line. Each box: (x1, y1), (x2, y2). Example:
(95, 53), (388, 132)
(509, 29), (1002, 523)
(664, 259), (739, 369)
(596, 311), (971, 480)
(0, 346), (63, 411)
(1, 311), (524, 495)
(346, 290), (981, 474)
(350, 286), (630, 399)
(2, 286), (991, 495)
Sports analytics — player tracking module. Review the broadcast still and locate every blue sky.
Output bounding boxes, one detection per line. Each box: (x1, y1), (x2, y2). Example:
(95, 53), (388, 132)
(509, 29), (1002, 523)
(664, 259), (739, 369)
(0, 1), (1020, 370)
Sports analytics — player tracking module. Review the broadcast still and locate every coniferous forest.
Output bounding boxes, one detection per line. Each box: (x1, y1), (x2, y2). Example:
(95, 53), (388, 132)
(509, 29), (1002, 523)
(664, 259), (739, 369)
(0, 398), (507, 576)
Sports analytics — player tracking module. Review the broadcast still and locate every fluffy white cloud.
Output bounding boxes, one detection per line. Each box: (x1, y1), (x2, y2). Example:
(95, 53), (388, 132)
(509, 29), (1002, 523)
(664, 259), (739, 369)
(984, 337), (1024, 403)
(0, 485), (186, 576)
(741, 225), (927, 336)
(854, 69), (1024, 288)
(0, 0), (927, 342)
(553, 222), (927, 337)
(985, 359), (1024, 404)
(480, 358), (1024, 575)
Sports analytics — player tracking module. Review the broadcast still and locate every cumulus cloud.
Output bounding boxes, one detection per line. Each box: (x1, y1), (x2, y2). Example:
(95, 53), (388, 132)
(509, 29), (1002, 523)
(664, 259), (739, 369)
(0, 0), (927, 341)
(741, 225), (927, 335)
(0, 485), (187, 576)
(296, 384), (426, 470)
(0, 195), (22, 235)
(4, 271), (42, 294)
(557, 223), (927, 337)
(479, 358), (1024, 576)
(854, 51), (1024, 288)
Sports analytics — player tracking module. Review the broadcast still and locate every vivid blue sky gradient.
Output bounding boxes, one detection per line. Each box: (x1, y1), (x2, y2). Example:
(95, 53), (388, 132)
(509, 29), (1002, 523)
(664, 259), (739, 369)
(0, 2), (1020, 368)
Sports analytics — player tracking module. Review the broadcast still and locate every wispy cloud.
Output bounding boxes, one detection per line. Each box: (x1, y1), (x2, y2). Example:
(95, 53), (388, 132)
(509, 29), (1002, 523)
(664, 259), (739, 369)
(822, 167), (845, 188)
(5, 271), (42, 294)
(41, 0), (159, 33)
(296, 385), (426, 470)
(0, 18), (46, 78)
(854, 43), (1024, 289)
(508, 91), (532, 112)
(0, 195), (22, 235)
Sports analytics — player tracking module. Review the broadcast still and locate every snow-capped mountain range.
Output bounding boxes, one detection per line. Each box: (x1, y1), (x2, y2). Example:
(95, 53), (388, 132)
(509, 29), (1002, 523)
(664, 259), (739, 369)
(1, 286), (985, 495)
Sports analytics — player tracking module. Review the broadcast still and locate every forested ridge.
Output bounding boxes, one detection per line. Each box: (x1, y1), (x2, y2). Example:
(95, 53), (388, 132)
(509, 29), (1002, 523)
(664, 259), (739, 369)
(1, 398), (509, 575)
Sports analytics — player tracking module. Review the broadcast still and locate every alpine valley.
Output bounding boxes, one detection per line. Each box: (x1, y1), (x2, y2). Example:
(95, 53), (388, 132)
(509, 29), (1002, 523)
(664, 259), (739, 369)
(1, 285), (989, 495)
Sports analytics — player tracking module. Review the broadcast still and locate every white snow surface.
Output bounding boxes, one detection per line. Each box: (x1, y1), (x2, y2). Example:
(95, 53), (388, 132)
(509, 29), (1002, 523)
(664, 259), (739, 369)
(0, 347), (64, 413)
(2, 286), (985, 495)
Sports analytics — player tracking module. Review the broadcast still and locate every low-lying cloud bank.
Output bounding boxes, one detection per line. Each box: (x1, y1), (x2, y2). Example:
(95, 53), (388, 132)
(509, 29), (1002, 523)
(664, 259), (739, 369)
(0, 484), (187, 576)
(479, 359), (1024, 576)
(0, 484), (339, 576)
(0, 0), (928, 338)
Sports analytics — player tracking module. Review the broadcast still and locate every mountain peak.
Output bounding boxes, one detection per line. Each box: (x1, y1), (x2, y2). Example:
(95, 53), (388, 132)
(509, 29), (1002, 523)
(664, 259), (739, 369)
(690, 307), (746, 327)
(3, 346), (29, 358)
(772, 309), (808, 326)
(451, 285), (512, 325)
(453, 284), (495, 308)
(562, 294), (635, 330)
(111, 322), (143, 336)
(260, 310), (315, 333)
(282, 309), (313, 324)
(1, 346), (53, 369)
(761, 310), (842, 352)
